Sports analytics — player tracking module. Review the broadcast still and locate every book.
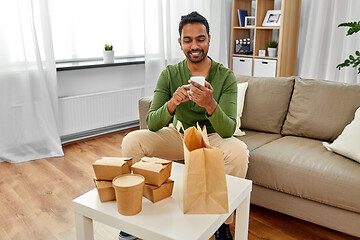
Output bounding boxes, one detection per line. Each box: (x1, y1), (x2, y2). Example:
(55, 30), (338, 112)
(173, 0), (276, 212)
(237, 10), (248, 27)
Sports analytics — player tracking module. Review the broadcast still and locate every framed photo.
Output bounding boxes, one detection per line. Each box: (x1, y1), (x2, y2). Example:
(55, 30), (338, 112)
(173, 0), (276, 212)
(245, 16), (255, 27)
(262, 10), (281, 27)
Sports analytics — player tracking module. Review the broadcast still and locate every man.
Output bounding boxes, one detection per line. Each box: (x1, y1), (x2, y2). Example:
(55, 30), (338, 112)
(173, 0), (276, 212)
(120, 11), (249, 240)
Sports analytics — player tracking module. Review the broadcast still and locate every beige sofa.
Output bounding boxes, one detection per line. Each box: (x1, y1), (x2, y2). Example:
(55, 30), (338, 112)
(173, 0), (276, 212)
(138, 76), (360, 237)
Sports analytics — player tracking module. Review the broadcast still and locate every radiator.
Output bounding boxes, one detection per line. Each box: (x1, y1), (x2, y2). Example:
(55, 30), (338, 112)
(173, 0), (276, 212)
(58, 87), (142, 137)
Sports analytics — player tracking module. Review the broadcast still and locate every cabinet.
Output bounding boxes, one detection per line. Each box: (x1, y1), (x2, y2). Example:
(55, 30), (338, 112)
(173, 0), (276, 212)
(253, 58), (277, 77)
(229, 0), (301, 77)
(232, 57), (252, 76)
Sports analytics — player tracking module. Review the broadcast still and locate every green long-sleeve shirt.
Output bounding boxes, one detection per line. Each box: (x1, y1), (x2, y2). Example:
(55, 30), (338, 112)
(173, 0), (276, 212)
(146, 58), (237, 138)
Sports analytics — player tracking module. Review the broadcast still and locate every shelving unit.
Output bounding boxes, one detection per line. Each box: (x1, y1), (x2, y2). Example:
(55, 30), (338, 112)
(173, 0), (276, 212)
(229, 0), (301, 77)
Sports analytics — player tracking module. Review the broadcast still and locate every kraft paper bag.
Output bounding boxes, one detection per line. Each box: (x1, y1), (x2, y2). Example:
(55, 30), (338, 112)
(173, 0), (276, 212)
(182, 124), (229, 214)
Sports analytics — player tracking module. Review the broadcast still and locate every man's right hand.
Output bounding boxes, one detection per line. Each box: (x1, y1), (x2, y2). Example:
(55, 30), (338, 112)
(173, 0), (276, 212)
(167, 84), (190, 114)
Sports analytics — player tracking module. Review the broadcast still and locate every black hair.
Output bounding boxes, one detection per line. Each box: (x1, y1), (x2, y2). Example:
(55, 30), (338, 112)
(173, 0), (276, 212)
(178, 11), (210, 37)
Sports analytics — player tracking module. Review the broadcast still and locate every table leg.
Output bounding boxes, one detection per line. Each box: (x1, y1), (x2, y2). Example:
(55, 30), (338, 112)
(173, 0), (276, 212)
(234, 193), (250, 240)
(74, 212), (94, 240)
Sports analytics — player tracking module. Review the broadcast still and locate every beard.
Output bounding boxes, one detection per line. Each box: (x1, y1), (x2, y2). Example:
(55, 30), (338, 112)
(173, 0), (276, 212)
(185, 49), (208, 63)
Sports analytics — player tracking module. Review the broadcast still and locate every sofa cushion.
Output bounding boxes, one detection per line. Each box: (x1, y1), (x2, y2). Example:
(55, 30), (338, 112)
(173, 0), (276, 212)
(236, 129), (282, 151)
(282, 77), (360, 142)
(246, 136), (360, 213)
(233, 82), (248, 136)
(323, 106), (360, 163)
(236, 76), (295, 134)
(139, 96), (153, 129)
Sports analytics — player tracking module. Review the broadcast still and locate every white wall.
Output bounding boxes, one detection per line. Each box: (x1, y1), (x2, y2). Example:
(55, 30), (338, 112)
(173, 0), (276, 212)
(57, 64), (145, 98)
(57, 64), (146, 139)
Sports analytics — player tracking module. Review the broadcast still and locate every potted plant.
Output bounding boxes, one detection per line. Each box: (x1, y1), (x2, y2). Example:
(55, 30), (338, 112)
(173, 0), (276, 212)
(103, 44), (114, 63)
(267, 40), (278, 57)
(337, 21), (360, 74)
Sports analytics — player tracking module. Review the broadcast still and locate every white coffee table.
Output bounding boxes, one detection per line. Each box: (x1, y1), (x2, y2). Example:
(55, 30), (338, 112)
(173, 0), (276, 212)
(73, 162), (252, 240)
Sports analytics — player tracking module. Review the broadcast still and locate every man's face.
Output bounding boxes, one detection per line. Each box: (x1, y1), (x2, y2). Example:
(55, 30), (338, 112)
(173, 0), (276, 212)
(178, 23), (210, 64)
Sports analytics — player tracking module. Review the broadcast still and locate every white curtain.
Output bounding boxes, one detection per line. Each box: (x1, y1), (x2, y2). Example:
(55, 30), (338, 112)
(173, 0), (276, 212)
(0, 0), (63, 163)
(297, 0), (360, 84)
(49, 0), (144, 61)
(143, 0), (232, 96)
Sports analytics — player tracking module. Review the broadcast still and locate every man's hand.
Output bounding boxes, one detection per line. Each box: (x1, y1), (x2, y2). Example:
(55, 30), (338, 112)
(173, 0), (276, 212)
(167, 84), (190, 114)
(188, 80), (217, 116)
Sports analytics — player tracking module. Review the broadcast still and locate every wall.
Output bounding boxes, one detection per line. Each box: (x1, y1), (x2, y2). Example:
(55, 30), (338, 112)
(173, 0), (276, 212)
(57, 64), (145, 98)
(57, 64), (146, 140)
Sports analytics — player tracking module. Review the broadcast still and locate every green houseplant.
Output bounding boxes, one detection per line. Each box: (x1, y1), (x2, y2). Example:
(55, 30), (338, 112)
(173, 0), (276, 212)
(268, 40), (278, 48)
(103, 44), (114, 63)
(267, 40), (278, 57)
(104, 44), (113, 51)
(337, 21), (360, 74)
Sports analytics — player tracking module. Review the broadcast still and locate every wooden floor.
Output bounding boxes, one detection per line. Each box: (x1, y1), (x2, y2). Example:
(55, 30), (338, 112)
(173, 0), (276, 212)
(0, 127), (358, 240)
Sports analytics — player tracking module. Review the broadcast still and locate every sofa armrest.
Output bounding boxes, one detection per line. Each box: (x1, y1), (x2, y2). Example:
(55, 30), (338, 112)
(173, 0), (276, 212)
(138, 96), (153, 129)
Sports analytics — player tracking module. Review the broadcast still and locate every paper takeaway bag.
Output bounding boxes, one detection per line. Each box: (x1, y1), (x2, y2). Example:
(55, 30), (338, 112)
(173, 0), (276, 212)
(182, 124), (229, 214)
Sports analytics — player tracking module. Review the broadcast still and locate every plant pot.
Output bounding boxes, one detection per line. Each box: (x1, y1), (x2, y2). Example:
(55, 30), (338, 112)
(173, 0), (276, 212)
(103, 50), (114, 63)
(267, 47), (277, 57)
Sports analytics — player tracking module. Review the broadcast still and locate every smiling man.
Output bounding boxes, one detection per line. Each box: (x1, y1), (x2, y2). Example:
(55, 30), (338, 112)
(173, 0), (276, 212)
(120, 11), (249, 240)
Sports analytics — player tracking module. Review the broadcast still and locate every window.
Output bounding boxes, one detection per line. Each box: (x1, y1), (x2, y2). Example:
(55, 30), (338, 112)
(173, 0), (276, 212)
(49, 0), (144, 61)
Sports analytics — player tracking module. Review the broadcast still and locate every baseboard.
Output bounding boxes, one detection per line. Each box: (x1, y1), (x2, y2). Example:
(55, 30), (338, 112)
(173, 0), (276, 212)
(61, 120), (139, 144)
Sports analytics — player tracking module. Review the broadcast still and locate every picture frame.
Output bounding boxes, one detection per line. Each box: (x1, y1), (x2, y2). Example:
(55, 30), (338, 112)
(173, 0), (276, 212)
(245, 16), (255, 27)
(262, 10), (281, 27)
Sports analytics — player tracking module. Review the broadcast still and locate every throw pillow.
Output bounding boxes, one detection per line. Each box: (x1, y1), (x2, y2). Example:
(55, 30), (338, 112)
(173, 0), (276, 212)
(323, 106), (360, 163)
(233, 82), (248, 137)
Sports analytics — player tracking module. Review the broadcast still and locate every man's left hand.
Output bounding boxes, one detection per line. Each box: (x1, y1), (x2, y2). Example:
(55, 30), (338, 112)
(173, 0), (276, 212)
(188, 80), (217, 116)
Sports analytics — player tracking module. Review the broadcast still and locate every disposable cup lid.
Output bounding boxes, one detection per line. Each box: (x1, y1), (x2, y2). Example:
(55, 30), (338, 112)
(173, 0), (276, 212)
(113, 174), (144, 189)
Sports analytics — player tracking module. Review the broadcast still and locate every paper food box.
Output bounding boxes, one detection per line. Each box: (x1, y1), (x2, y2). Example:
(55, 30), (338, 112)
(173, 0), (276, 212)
(92, 157), (133, 181)
(143, 179), (174, 203)
(94, 179), (115, 202)
(131, 157), (172, 186)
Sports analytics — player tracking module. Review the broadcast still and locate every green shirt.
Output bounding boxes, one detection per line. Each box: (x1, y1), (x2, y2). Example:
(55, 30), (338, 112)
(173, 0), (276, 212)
(146, 58), (237, 138)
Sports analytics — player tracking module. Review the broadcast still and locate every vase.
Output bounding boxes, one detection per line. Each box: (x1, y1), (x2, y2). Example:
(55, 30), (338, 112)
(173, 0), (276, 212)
(267, 47), (277, 57)
(103, 50), (114, 63)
